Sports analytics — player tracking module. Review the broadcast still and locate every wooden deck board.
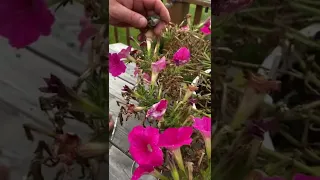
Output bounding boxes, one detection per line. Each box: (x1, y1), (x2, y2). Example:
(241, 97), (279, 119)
(0, 39), (142, 179)
(0, 3), (148, 179)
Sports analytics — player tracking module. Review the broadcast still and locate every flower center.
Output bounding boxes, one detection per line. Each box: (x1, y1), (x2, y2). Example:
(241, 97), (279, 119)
(147, 144), (153, 152)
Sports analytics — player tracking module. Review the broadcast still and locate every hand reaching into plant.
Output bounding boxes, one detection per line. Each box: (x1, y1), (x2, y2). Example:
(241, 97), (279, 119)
(109, 0), (171, 35)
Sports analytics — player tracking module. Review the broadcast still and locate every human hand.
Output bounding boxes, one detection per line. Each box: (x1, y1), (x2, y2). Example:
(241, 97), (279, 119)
(109, 0), (171, 35)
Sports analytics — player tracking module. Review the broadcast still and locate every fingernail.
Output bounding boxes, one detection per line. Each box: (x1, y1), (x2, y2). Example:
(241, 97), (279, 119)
(138, 17), (147, 27)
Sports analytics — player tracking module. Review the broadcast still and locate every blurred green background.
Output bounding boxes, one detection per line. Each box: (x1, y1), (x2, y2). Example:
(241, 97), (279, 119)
(109, 1), (211, 45)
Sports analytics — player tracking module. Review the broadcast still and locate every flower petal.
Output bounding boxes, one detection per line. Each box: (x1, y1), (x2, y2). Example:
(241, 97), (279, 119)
(131, 165), (154, 180)
(158, 127), (193, 150)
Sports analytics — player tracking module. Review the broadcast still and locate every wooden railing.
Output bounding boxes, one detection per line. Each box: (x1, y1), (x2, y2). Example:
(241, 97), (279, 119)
(111, 0), (211, 46)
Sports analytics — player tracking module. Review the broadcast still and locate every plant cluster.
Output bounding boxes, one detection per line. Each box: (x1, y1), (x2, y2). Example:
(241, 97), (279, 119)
(111, 15), (211, 180)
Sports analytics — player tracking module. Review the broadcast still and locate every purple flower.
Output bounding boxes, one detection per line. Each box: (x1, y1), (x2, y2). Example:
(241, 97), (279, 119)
(109, 53), (126, 77)
(173, 47), (191, 66)
(0, 0), (55, 48)
(128, 126), (164, 166)
(146, 99), (168, 120)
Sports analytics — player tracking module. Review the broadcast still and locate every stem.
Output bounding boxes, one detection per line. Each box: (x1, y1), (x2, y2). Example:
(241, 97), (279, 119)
(152, 170), (170, 180)
(260, 147), (320, 176)
(172, 148), (185, 173)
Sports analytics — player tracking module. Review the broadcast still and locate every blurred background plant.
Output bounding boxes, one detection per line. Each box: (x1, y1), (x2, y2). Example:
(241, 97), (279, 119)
(212, 0), (320, 179)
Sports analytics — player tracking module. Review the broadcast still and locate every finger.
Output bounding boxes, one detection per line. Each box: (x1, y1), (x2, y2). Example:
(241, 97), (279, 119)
(110, 3), (148, 29)
(111, 22), (132, 27)
(154, 21), (166, 35)
(142, 0), (171, 23)
(147, 11), (155, 16)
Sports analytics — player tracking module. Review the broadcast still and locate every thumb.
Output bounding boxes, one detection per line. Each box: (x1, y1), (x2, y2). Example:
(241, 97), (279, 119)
(110, 3), (148, 29)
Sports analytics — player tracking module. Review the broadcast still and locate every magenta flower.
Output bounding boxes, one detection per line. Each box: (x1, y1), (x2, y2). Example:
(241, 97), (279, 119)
(151, 57), (167, 73)
(78, 17), (98, 51)
(128, 126), (163, 166)
(0, 0), (55, 48)
(173, 47), (191, 66)
(158, 127), (193, 150)
(200, 19), (211, 35)
(158, 127), (193, 172)
(109, 53), (126, 77)
(132, 165), (154, 180)
(193, 116), (211, 159)
(118, 46), (132, 59)
(200, 26), (211, 35)
(193, 116), (211, 138)
(146, 99), (168, 120)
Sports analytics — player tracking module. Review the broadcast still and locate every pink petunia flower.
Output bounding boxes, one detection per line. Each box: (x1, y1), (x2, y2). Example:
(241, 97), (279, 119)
(128, 126), (164, 166)
(132, 165), (154, 180)
(200, 19), (211, 35)
(143, 73), (151, 84)
(109, 53), (126, 77)
(158, 127), (193, 150)
(173, 47), (191, 66)
(0, 0), (55, 49)
(193, 116), (211, 138)
(158, 127), (193, 172)
(180, 26), (190, 32)
(151, 57), (167, 73)
(193, 116), (211, 159)
(118, 46), (132, 59)
(78, 16), (98, 51)
(146, 99), (168, 120)
(200, 26), (211, 35)
(151, 57), (167, 85)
